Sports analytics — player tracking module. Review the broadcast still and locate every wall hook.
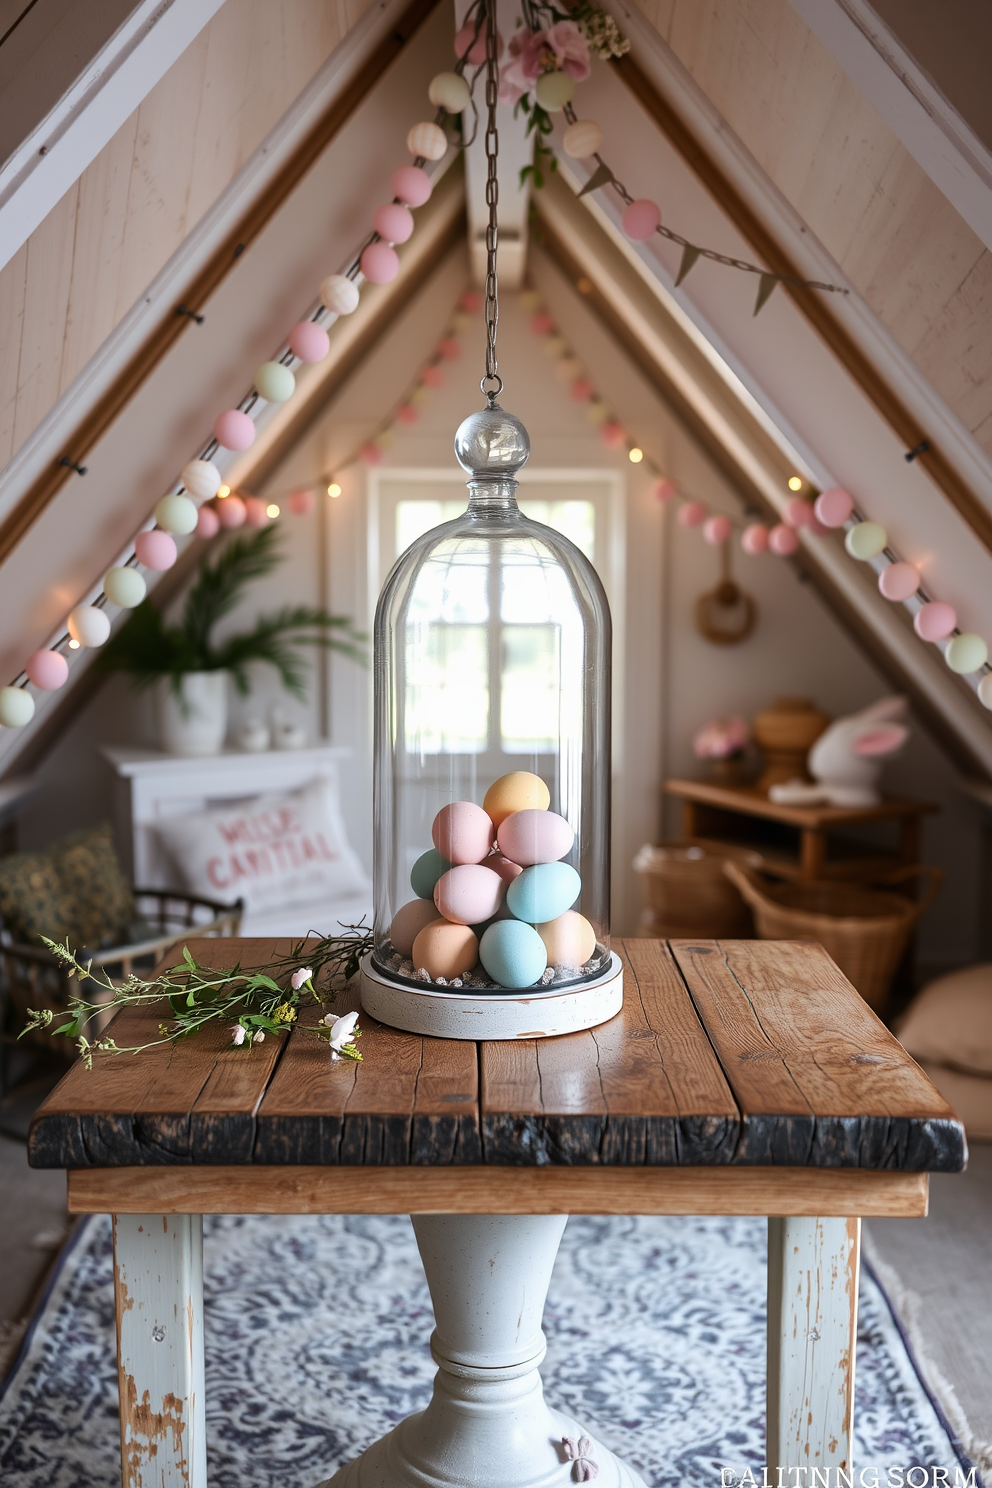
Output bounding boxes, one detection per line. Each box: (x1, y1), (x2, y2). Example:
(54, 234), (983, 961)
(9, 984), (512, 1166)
(176, 305), (205, 324)
(904, 439), (929, 463)
(59, 457), (87, 476)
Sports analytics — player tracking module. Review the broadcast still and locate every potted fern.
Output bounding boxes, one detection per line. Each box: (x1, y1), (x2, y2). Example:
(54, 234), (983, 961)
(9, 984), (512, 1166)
(99, 526), (365, 755)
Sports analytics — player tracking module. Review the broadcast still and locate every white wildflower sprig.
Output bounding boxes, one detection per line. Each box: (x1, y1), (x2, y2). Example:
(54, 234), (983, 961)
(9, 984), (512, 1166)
(318, 1009), (363, 1062)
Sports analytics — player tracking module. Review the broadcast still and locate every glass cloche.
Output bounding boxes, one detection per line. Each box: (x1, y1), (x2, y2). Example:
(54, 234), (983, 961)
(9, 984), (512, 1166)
(368, 403), (614, 1002)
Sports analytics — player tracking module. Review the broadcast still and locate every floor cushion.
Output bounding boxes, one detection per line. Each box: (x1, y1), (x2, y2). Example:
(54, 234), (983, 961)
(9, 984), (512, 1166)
(895, 964), (992, 1142)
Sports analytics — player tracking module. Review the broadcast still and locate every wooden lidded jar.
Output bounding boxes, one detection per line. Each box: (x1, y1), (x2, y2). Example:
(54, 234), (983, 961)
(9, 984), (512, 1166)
(752, 697), (830, 793)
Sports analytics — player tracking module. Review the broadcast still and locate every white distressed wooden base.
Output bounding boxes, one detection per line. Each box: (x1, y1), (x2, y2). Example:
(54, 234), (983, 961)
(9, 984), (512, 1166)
(766, 1216), (861, 1479)
(359, 952), (624, 1040)
(113, 1214), (206, 1488)
(323, 1214), (647, 1488)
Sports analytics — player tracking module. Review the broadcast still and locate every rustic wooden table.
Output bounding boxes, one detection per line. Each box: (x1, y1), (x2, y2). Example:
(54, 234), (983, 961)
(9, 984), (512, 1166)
(29, 937), (965, 1488)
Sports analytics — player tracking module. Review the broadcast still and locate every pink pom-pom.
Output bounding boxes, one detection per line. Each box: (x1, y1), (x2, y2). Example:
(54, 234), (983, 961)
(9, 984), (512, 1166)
(391, 165), (432, 207)
(784, 496), (812, 528)
(814, 487), (854, 528)
(288, 321), (330, 363)
(601, 422), (626, 448)
(213, 409), (256, 451)
(806, 516), (831, 536)
(196, 505), (220, 538)
(454, 21), (501, 64)
(373, 202), (414, 244)
(678, 501), (706, 528)
(288, 488), (316, 516)
(438, 337), (460, 360)
(653, 479), (678, 503)
(914, 600), (956, 641)
(396, 404), (419, 426)
(459, 289), (483, 311)
(244, 496), (270, 528)
(26, 649), (69, 690)
(769, 523), (799, 556)
(217, 495), (247, 528)
(703, 514), (732, 545)
(878, 562), (920, 602)
(361, 241), (400, 283)
(135, 530), (178, 570)
(422, 364), (444, 388)
(569, 379), (593, 401)
(531, 311), (554, 336)
(361, 443), (384, 466)
(621, 198), (661, 241)
(741, 523), (770, 555)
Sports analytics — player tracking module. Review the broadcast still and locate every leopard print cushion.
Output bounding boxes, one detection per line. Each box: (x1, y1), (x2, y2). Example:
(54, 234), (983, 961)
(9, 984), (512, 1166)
(0, 822), (134, 949)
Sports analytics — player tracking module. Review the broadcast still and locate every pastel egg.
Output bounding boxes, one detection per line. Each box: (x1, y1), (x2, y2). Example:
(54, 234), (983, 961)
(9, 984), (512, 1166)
(483, 770), (550, 827)
(412, 920), (478, 980)
(432, 802), (494, 865)
(497, 809), (574, 866)
(507, 862), (581, 924)
(434, 865), (504, 926)
(411, 848), (451, 899)
(487, 852), (523, 885)
(479, 920), (548, 989)
(536, 911), (597, 968)
(390, 899), (442, 957)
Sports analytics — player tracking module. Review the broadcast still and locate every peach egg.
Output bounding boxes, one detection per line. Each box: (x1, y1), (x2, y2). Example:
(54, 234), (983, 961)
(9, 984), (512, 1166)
(536, 910), (597, 968)
(412, 920), (479, 980)
(389, 899), (442, 958)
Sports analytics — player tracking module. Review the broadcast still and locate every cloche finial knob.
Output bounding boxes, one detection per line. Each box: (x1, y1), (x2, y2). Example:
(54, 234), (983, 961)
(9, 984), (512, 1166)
(454, 404), (531, 480)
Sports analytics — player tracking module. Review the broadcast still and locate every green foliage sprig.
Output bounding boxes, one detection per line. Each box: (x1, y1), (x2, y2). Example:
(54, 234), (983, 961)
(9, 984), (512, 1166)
(20, 925), (374, 1068)
(98, 526), (366, 697)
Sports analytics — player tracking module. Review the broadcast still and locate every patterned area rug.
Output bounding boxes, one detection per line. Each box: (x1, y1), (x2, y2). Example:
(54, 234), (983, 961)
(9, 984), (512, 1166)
(0, 1213), (979, 1488)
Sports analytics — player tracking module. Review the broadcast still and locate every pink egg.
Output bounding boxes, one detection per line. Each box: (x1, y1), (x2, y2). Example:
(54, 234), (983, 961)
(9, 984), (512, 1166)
(741, 523), (769, 556)
(288, 488), (316, 516)
(653, 479), (677, 503)
(914, 600), (956, 642)
(497, 809), (574, 866)
(601, 423), (626, 448)
(213, 409), (256, 451)
(217, 495), (247, 528)
(396, 404), (419, 426)
(433, 802), (494, 865)
(814, 487), (854, 528)
(677, 501), (706, 528)
(361, 242), (400, 283)
(531, 311), (554, 336)
(487, 852), (524, 884)
(422, 365), (444, 388)
(243, 496), (270, 528)
(784, 496), (812, 528)
(703, 514), (732, 545)
(769, 523), (799, 556)
(536, 910), (597, 968)
(621, 198), (661, 241)
(196, 504), (220, 538)
(391, 165), (432, 207)
(434, 865), (505, 925)
(412, 919), (478, 980)
(390, 898), (442, 957)
(878, 563), (921, 602)
(373, 203), (414, 244)
(288, 321), (330, 363)
(134, 530), (178, 570)
(26, 649), (68, 690)
(569, 379), (593, 401)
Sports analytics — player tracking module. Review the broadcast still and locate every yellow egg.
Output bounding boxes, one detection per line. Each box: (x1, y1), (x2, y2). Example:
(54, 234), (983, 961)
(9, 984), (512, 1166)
(536, 911), (597, 968)
(412, 920), (478, 980)
(483, 771), (551, 828)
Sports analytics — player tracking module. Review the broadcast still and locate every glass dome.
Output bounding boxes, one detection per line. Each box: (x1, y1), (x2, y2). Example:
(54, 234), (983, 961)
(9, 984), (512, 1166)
(371, 403), (612, 995)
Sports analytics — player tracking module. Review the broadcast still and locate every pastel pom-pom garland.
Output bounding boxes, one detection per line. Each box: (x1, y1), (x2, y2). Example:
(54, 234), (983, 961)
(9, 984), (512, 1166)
(196, 505), (221, 538)
(769, 523), (799, 557)
(914, 601), (957, 642)
(360, 242), (400, 284)
(406, 122), (447, 160)
(814, 487), (854, 528)
(181, 459), (221, 500)
(621, 198), (661, 241)
(878, 563), (920, 602)
(154, 494), (198, 535)
(391, 165), (432, 207)
(213, 409), (256, 451)
(845, 521), (887, 560)
(255, 361), (296, 403)
(104, 567), (147, 608)
(288, 321), (330, 362)
(741, 523), (770, 556)
(216, 495), (247, 528)
(945, 633), (988, 675)
(68, 605), (111, 648)
(25, 650), (68, 690)
(134, 530), (178, 571)
(373, 203), (414, 244)
(320, 275), (360, 315)
(428, 72), (470, 111)
(562, 119), (603, 158)
(0, 687), (34, 727)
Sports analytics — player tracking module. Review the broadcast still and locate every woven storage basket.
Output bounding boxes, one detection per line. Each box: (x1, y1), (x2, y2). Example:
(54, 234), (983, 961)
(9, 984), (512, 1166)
(722, 861), (942, 1012)
(633, 842), (761, 939)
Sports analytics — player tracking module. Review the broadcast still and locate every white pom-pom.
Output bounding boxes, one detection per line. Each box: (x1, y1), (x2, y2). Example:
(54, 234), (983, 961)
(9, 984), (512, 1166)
(0, 687), (35, 727)
(406, 122), (448, 161)
(68, 605), (111, 648)
(320, 275), (360, 315)
(562, 120), (603, 159)
(181, 459), (221, 500)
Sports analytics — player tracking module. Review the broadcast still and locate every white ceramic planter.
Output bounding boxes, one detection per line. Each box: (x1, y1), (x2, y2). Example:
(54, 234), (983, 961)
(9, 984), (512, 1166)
(156, 671), (228, 756)
(324, 1214), (647, 1488)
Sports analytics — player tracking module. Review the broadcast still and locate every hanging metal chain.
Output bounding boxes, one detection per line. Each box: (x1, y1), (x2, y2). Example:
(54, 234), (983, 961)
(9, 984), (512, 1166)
(481, 0), (502, 403)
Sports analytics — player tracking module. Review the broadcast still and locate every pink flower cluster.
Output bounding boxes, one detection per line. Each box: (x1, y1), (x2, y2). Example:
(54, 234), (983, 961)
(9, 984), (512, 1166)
(693, 716), (750, 761)
(499, 21), (590, 105)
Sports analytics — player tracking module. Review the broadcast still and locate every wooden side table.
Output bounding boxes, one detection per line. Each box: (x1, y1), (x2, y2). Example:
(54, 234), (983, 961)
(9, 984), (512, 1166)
(29, 937), (965, 1488)
(665, 778), (938, 882)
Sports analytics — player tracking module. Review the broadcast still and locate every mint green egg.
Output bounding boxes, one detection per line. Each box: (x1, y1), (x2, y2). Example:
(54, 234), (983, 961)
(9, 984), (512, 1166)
(411, 848), (451, 899)
(506, 862), (581, 924)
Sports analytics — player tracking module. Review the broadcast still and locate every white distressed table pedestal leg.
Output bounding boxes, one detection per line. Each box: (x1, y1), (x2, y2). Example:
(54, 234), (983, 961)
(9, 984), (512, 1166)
(325, 1214), (646, 1488)
(113, 1214), (207, 1488)
(766, 1216), (861, 1481)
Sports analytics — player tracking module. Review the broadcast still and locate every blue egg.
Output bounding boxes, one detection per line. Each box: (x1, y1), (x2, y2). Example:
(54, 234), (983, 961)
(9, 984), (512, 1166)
(506, 862), (581, 924)
(410, 848), (451, 899)
(479, 920), (548, 988)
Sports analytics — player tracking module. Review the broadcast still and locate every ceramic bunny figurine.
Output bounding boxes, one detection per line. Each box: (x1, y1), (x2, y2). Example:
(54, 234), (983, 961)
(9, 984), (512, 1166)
(769, 696), (909, 807)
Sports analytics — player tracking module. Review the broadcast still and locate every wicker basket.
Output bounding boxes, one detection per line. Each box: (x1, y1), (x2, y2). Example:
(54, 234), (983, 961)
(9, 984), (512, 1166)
(633, 842), (761, 939)
(722, 861), (942, 1012)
